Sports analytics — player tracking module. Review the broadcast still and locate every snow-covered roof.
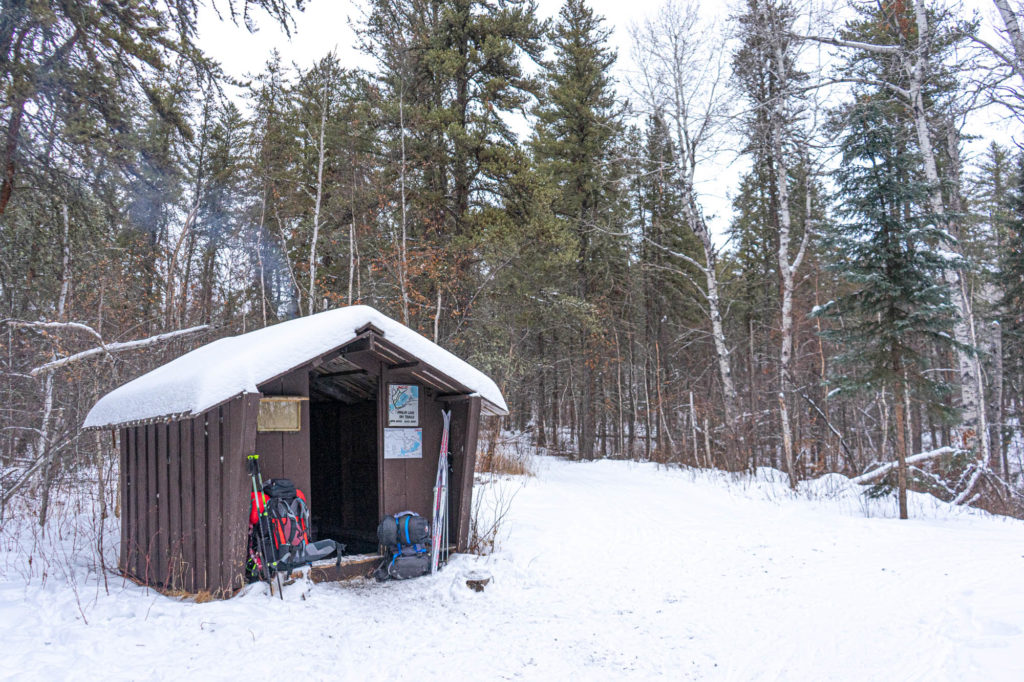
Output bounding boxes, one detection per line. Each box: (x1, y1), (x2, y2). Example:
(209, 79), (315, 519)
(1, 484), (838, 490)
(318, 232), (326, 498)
(83, 305), (508, 429)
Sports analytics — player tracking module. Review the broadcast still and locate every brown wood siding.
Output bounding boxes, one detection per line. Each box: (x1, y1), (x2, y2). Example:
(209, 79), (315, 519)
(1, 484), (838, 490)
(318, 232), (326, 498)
(205, 406), (222, 592)
(223, 395), (259, 593)
(191, 413), (207, 590)
(167, 423), (182, 587)
(119, 429), (128, 575)
(156, 423), (170, 585)
(118, 395), (259, 595)
(145, 424), (157, 584)
(125, 427), (139, 578)
(380, 377), (439, 519)
(179, 419), (195, 592)
(255, 369), (311, 496)
(134, 426), (145, 581)
(447, 397), (481, 552)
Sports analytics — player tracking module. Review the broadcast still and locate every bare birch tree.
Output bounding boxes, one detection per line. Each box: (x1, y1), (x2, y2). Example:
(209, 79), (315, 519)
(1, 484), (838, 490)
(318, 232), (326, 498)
(305, 57), (335, 316)
(993, 0), (1024, 75)
(632, 0), (740, 432)
(734, 0), (814, 488)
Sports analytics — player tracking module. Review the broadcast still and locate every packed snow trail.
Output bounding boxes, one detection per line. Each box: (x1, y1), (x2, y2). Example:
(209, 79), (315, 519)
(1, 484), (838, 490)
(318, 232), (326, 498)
(2, 458), (1024, 680)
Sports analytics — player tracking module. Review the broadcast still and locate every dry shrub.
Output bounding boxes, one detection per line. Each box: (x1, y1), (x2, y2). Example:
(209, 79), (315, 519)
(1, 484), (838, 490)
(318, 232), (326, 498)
(192, 590), (215, 603)
(468, 478), (519, 555)
(477, 449), (531, 476)
(476, 432), (534, 477)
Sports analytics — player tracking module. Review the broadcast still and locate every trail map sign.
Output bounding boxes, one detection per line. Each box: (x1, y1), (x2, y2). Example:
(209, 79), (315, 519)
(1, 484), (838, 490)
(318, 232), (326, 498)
(388, 384), (420, 426)
(384, 428), (423, 459)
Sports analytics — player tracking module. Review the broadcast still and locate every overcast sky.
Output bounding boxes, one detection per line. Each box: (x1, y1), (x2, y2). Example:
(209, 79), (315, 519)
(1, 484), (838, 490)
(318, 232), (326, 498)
(196, 0), (1017, 241)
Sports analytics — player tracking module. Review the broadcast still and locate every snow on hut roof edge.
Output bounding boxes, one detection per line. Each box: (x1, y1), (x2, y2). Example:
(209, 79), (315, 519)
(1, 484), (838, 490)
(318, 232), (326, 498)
(83, 305), (508, 429)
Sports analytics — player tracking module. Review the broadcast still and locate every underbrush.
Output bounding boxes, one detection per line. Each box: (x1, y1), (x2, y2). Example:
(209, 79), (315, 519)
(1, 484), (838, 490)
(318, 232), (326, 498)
(476, 431), (535, 477)
(468, 430), (534, 553)
(467, 474), (522, 556)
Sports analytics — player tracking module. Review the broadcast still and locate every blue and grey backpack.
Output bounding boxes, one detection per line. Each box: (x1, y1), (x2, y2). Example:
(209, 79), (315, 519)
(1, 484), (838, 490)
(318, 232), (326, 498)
(374, 511), (431, 580)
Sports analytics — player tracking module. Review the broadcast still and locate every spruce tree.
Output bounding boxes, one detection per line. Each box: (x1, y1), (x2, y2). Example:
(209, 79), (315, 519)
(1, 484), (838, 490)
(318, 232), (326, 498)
(1000, 153), (1024, 462)
(816, 97), (958, 518)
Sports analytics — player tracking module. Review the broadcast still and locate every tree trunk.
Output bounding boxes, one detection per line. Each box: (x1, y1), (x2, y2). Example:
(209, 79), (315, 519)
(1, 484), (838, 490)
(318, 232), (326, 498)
(398, 84), (410, 325)
(991, 317), (1005, 476)
(308, 88), (328, 315)
(909, 1), (989, 468)
(994, 0), (1024, 77)
(894, 377), (909, 520)
(767, 19), (812, 488)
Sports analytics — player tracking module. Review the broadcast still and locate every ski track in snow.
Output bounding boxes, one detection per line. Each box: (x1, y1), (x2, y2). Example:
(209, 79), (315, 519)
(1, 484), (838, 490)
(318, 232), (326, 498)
(2, 458), (1024, 681)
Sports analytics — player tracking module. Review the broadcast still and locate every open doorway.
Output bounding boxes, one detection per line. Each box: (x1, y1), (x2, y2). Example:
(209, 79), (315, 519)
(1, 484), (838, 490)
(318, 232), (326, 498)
(308, 375), (380, 555)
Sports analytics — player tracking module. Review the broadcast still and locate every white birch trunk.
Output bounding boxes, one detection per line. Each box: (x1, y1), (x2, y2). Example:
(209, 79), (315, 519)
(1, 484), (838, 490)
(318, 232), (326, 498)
(676, 170), (737, 424)
(349, 172), (356, 306)
(257, 189), (268, 326)
(308, 88), (328, 315)
(909, 1), (989, 469)
(38, 207), (69, 527)
(990, 313), (1005, 476)
(702, 238), (739, 424)
(58, 204), (70, 319)
(994, 0), (1024, 75)
(642, 2), (739, 429)
(433, 288), (442, 344)
(770, 33), (808, 490)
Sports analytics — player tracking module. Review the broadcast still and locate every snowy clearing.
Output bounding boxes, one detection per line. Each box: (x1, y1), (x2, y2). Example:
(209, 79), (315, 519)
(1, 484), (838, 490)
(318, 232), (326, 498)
(3, 458), (1024, 681)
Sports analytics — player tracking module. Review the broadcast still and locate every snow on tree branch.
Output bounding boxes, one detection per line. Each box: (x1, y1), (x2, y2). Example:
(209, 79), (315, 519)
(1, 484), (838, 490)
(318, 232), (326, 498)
(796, 33), (903, 55)
(28, 325), (211, 377)
(851, 447), (959, 485)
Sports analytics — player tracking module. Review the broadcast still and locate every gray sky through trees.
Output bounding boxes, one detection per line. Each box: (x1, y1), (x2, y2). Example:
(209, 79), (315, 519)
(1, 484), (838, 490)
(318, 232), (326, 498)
(197, 0), (1018, 244)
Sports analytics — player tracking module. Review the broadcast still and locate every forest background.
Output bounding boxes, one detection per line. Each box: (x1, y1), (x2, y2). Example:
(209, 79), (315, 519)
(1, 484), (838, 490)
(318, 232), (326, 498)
(3, 0), (1024, 527)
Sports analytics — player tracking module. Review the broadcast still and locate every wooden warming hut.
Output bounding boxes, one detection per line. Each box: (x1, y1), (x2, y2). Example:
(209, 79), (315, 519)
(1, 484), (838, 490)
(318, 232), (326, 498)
(83, 305), (507, 596)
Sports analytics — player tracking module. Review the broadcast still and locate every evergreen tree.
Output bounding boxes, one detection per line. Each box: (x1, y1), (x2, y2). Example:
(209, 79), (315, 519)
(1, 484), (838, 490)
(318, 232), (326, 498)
(246, 52), (301, 320)
(816, 97), (958, 518)
(532, 0), (627, 459)
(999, 153), (1024, 473)
(358, 0), (544, 338)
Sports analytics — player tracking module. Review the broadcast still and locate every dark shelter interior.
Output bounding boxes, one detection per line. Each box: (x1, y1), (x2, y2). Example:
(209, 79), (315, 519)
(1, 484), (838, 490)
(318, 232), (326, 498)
(309, 366), (380, 555)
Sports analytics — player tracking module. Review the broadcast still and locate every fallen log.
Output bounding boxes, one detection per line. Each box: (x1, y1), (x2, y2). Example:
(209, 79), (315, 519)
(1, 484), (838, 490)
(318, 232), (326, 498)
(851, 446), (959, 485)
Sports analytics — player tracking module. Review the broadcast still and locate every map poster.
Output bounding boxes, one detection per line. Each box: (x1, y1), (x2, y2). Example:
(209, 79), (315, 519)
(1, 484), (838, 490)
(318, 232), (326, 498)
(384, 428), (423, 459)
(388, 384), (420, 426)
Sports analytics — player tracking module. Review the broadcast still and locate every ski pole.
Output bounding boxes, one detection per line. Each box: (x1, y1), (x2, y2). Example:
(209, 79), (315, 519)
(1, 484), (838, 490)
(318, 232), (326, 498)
(247, 454), (276, 596)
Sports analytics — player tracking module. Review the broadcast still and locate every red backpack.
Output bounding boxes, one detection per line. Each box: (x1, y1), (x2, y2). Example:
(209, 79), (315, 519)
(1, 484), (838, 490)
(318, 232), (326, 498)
(249, 478), (339, 574)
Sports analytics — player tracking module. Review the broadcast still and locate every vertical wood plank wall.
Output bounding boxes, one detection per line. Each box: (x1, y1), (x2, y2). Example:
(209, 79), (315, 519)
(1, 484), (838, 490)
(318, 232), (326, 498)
(114, 354), (489, 595)
(380, 383), (443, 520)
(255, 370), (311, 497)
(118, 394), (257, 595)
(119, 431), (128, 579)
(450, 397), (481, 551)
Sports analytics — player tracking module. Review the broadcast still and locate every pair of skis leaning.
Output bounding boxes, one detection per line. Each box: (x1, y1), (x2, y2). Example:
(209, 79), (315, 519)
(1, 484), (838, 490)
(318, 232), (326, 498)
(430, 409), (451, 574)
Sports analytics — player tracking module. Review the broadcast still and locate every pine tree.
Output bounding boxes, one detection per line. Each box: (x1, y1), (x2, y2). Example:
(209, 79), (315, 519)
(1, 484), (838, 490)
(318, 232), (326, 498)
(999, 153), (1024, 474)
(817, 97), (958, 519)
(532, 0), (626, 459)
(358, 0), (544, 337)
(246, 52), (302, 320)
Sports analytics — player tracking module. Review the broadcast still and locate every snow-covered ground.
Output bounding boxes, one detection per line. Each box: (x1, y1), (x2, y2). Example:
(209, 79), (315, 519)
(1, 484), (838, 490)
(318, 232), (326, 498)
(2, 458), (1023, 681)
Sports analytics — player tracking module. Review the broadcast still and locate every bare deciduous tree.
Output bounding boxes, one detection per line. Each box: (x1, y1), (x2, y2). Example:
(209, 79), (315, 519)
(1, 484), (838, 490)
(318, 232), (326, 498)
(631, 1), (740, 436)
